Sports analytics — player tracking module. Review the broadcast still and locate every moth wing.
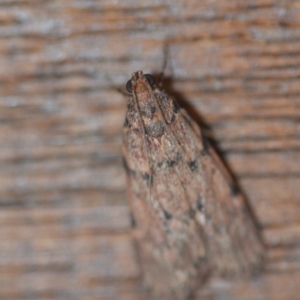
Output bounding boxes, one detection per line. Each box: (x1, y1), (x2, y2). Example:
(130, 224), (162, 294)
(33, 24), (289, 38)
(123, 86), (263, 300)
(125, 150), (209, 297)
(155, 90), (263, 275)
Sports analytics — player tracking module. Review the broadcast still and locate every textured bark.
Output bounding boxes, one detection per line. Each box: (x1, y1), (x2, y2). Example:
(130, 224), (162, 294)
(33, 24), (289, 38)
(0, 1), (300, 299)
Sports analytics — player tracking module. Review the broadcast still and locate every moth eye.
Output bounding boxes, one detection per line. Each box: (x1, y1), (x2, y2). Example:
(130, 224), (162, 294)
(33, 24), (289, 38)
(126, 80), (133, 93)
(145, 74), (155, 86)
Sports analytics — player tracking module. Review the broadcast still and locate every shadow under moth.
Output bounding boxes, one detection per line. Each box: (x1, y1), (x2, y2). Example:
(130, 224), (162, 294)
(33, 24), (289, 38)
(122, 70), (263, 300)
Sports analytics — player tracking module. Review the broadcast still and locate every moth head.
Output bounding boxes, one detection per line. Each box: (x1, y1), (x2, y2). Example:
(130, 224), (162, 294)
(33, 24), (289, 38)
(126, 70), (155, 93)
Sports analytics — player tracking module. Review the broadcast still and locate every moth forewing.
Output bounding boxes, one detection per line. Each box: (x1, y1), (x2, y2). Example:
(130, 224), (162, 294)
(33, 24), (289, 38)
(122, 70), (263, 300)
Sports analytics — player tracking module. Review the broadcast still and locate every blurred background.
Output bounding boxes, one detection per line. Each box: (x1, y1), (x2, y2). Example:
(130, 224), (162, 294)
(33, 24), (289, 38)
(1, 1), (300, 299)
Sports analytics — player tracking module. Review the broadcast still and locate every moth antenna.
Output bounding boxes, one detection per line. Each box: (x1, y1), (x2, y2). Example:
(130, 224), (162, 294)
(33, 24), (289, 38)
(115, 86), (131, 97)
(158, 41), (170, 89)
(104, 72), (131, 96)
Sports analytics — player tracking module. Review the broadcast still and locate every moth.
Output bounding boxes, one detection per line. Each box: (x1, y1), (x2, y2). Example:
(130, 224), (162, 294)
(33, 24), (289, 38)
(122, 70), (263, 300)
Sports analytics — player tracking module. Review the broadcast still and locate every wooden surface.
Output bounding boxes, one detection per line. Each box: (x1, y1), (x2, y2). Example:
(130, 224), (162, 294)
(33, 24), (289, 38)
(0, 0), (300, 299)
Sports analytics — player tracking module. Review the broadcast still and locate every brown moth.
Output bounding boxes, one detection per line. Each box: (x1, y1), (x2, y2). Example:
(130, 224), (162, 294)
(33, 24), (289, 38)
(122, 70), (263, 300)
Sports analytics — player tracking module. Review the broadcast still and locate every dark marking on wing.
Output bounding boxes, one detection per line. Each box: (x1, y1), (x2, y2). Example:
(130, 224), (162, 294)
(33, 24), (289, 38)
(145, 121), (165, 137)
(188, 160), (198, 171)
(158, 160), (176, 169)
(124, 117), (130, 128)
(197, 196), (204, 212)
(130, 213), (137, 227)
(141, 105), (157, 119)
(173, 100), (180, 113)
(230, 183), (240, 197)
(142, 172), (153, 187)
(163, 209), (173, 220)
(157, 153), (180, 169)
(167, 158), (178, 168)
(157, 160), (166, 169)
(167, 101), (180, 124)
